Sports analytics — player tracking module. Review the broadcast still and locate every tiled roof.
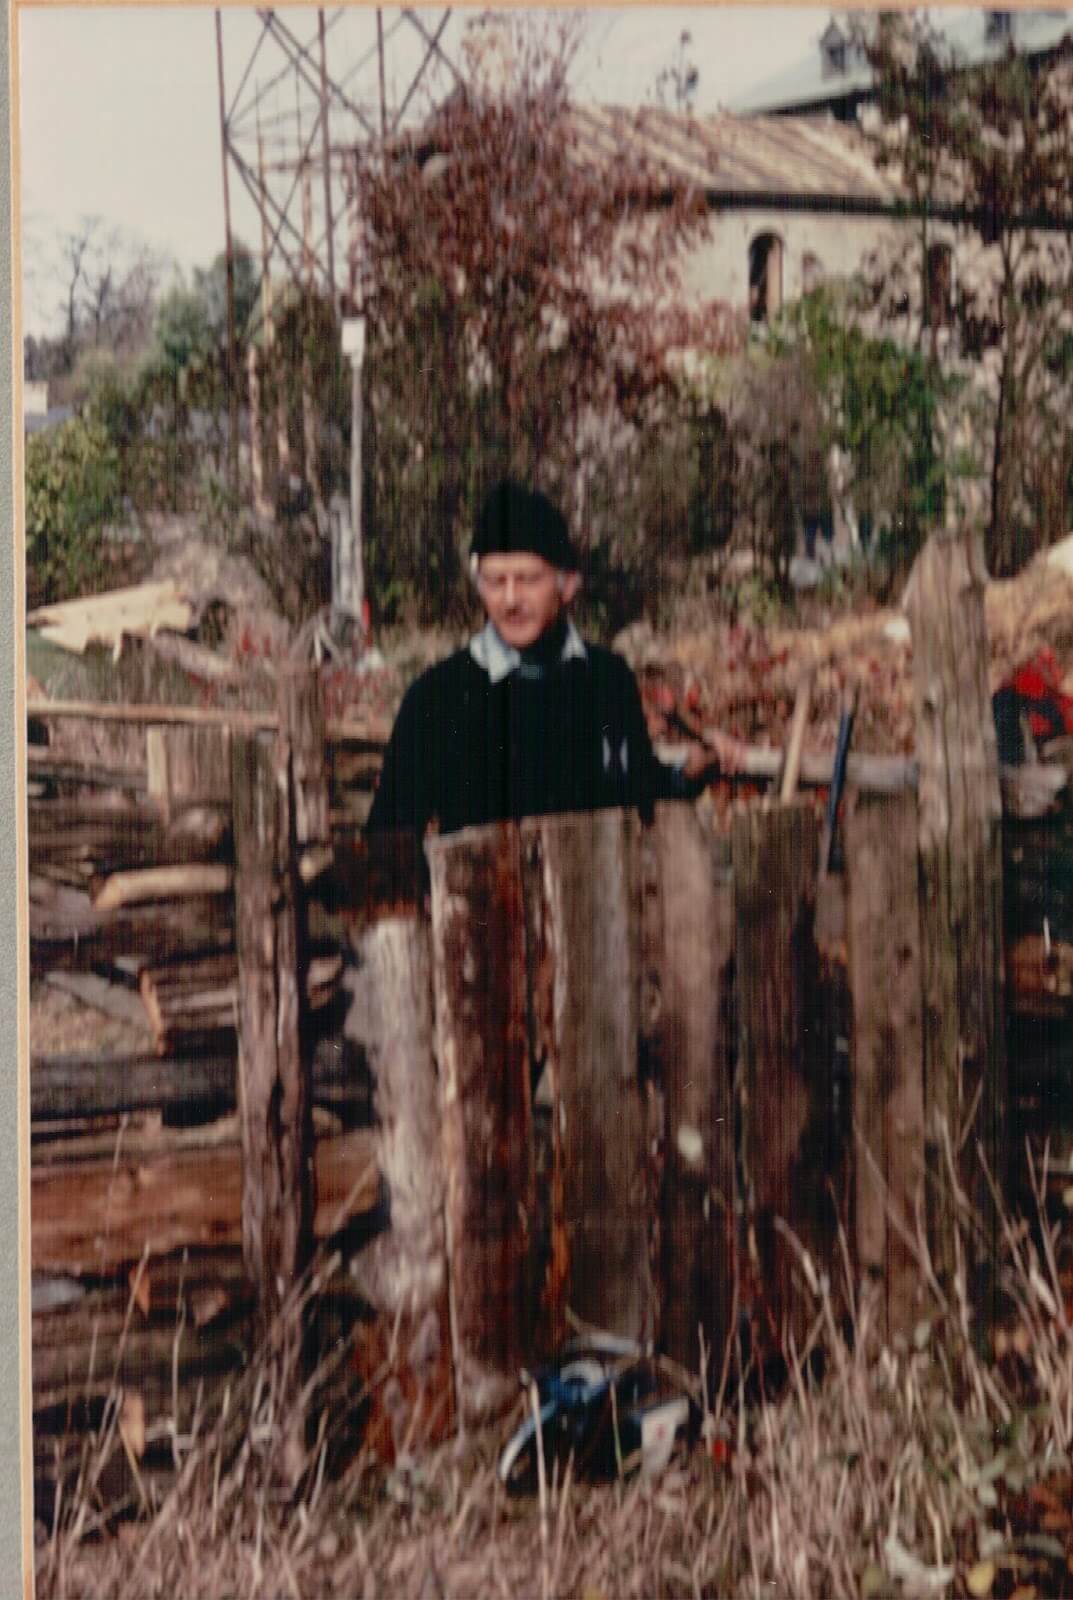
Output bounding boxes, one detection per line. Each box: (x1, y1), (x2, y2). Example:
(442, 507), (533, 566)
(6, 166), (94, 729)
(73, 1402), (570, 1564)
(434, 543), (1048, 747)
(567, 104), (899, 206)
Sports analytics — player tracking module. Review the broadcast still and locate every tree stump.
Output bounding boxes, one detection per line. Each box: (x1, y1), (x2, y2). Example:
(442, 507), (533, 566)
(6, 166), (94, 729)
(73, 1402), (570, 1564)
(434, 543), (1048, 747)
(906, 531), (1007, 1320)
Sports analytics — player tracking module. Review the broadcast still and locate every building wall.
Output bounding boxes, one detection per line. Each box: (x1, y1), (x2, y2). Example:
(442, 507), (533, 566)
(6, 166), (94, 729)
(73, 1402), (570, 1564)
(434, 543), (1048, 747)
(24, 380), (48, 418)
(679, 208), (906, 313)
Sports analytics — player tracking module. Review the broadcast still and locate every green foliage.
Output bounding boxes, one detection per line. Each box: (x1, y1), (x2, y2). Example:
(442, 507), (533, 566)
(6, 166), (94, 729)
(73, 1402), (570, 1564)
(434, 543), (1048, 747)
(25, 415), (122, 606)
(151, 285), (214, 378)
(862, 16), (1073, 574)
(355, 25), (736, 626)
(773, 288), (953, 568)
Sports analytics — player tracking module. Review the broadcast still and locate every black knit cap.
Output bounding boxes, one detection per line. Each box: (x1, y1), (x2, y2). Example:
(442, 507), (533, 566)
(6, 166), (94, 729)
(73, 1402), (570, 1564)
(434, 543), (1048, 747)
(472, 480), (577, 571)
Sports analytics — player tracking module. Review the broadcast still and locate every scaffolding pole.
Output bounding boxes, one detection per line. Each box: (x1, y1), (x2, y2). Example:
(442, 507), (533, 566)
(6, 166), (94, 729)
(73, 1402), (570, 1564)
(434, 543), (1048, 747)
(216, 10), (241, 502)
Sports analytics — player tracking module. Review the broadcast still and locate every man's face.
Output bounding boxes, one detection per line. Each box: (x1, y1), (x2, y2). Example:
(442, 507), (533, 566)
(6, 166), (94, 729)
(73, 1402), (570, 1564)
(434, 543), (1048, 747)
(477, 552), (580, 650)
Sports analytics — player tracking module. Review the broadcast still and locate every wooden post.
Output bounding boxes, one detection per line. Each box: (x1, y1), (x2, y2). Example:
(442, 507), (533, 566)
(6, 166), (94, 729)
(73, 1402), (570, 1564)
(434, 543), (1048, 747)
(521, 812), (654, 1347)
(231, 724), (310, 1334)
(650, 805), (736, 1377)
(733, 801), (836, 1353)
(845, 793), (926, 1341)
(146, 725), (233, 1105)
(427, 823), (533, 1429)
(147, 725), (232, 822)
(906, 532), (1007, 1319)
(214, 10), (240, 501)
(346, 832), (454, 1458)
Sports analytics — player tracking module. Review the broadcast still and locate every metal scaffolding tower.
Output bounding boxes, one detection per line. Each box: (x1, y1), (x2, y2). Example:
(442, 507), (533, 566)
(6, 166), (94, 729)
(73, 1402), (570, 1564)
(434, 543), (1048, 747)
(214, 7), (462, 329)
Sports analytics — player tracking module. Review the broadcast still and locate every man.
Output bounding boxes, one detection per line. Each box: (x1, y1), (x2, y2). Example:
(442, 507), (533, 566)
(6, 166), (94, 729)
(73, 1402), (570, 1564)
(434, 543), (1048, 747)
(367, 480), (728, 839)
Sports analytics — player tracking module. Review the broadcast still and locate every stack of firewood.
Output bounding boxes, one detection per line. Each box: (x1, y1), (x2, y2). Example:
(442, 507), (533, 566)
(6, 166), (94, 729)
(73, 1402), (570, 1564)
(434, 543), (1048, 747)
(26, 721), (376, 1050)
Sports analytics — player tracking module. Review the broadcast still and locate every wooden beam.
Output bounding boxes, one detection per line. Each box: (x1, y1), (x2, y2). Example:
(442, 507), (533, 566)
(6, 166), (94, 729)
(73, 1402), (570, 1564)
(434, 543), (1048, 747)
(27, 698), (392, 747)
(31, 1036), (357, 1123)
(31, 1127), (378, 1276)
(650, 803), (736, 1376)
(521, 812), (654, 1349)
(92, 863), (232, 912)
(345, 901), (454, 1457)
(906, 532), (1007, 1318)
(733, 801), (840, 1353)
(231, 722), (310, 1333)
(845, 792), (926, 1341)
(428, 822), (533, 1429)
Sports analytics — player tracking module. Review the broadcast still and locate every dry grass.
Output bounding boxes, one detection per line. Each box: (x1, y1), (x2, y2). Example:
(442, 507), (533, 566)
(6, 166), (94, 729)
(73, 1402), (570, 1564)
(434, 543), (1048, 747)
(34, 1160), (1073, 1600)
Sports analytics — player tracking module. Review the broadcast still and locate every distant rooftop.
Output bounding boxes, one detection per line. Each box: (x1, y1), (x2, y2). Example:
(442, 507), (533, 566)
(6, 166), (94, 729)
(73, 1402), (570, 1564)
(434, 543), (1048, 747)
(569, 105), (899, 208)
(734, 9), (1073, 118)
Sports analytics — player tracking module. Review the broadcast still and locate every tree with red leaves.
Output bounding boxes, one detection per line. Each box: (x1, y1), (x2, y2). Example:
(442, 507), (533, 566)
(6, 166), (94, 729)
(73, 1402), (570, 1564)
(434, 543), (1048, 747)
(348, 16), (739, 623)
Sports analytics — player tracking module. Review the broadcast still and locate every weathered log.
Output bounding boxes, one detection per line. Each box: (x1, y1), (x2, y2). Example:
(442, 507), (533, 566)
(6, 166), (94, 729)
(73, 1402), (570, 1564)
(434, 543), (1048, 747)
(43, 972), (150, 1032)
(280, 667), (331, 853)
(906, 532), (1007, 1316)
(650, 803), (736, 1375)
(660, 741), (917, 795)
(31, 1126), (378, 1275)
(31, 1031), (358, 1123)
(27, 746), (147, 791)
(92, 862), (231, 912)
(733, 801), (840, 1352)
(428, 823), (533, 1427)
(28, 697), (392, 746)
(32, 1050), (239, 1121)
(32, 1258), (252, 1411)
(521, 811), (654, 1348)
(780, 670), (815, 802)
(845, 792), (927, 1340)
(147, 724), (233, 815)
(29, 794), (226, 865)
(232, 726), (310, 1331)
(345, 891), (454, 1455)
(29, 879), (233, 973)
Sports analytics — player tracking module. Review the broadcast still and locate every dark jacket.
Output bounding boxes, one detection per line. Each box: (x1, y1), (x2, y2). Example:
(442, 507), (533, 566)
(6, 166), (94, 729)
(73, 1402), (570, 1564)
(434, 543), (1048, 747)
(366, 631), (697, 839)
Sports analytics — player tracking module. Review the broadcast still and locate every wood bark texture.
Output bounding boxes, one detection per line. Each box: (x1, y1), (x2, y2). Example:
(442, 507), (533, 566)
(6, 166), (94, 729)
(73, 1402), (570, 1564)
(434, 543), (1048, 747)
(346, 902), (454, 1455)
(733, 801), (836, 1353)
(521, 811), (653, 1347)
(31, 1126), (378, 1275)
(906, 532), (1007, 1313)
(428, 823), (533, 1428)
(231, 727), (310, 1330)
(845, 792), (927, 1340)
(650, 803), (736, 1374)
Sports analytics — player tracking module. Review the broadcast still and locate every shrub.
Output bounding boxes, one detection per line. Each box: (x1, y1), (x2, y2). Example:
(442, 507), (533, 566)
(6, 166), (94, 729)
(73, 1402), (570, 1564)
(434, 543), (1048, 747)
(25, 415), (122, 606)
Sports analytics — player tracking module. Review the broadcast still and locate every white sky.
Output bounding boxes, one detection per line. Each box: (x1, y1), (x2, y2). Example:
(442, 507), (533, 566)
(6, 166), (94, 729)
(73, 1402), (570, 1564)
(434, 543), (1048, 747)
(16, 5), (829, 337)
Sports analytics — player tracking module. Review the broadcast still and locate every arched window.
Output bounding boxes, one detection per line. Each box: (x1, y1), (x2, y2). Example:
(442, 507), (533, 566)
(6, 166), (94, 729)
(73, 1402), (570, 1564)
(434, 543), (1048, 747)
(749, 233), (784, 324)
(802, 252), (824, 296)
(925, 241), (953, 330)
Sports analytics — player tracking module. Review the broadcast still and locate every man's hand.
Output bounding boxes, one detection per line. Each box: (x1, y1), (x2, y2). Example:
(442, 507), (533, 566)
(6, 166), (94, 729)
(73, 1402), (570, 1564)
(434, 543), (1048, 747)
(682, 730), (746, 780)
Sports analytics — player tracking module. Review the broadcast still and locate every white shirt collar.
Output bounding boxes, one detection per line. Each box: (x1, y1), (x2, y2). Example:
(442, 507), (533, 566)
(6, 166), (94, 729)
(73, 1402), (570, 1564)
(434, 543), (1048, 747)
(469, 618), (587, 684)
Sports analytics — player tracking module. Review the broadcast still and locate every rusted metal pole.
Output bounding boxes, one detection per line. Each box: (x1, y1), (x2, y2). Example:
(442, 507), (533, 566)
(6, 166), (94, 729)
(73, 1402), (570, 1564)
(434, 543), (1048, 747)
(317, 8), (336, 303)
(377, 8), (388, 143)
(215, 11), (240, 502)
